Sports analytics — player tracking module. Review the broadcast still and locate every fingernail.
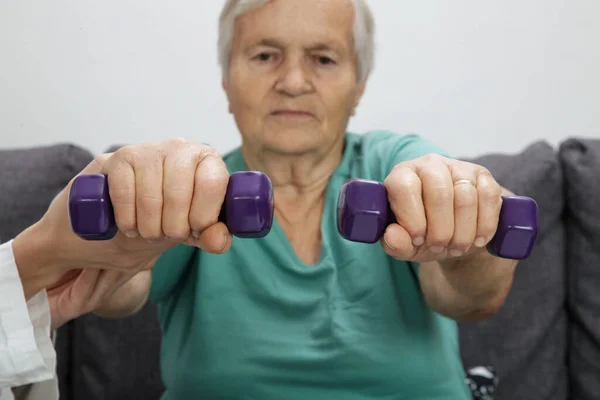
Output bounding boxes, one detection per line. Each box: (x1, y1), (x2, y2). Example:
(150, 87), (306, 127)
(124, 230), (137, 238)
(219, 233), (229, 250)
(412, 236), (425, 246)
(449, 249), (463, 257)
(429, 246), (445, 254)
(474, 237), (486, 247)
(383, 235), (396, 250)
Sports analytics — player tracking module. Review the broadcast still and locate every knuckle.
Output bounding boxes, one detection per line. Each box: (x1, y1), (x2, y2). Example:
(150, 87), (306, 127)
(163, 186), (191, 205)
(451, 236), (473, 250)
(92, 153), (111, 167)
(384, 170), (420, 195)
(114, 144), (140, 159)
(479, 184), (502, 205)
(115, 144), (159, 167)
(162, 137), (193, 151)
(421, 153), (442, 163)
(478, 221), (498, 238)
(166, 137), (189, 146)
(408, 222), (426, 236)
(201, 145), (220, 158)
(115, 218), (136, 233)
(138, 194), (163, 216)
(196, 168), (229, 192)
(427, 230), (452, 246)
(428, 187), (453, 207)
(454, 187), (477, 209)
(108, 183), (134, 202)
(139, 231), (162, 241)
(163, 225), (190, 241)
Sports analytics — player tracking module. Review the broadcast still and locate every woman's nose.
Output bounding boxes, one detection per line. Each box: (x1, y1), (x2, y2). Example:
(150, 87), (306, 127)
(274, 59), (314, 96)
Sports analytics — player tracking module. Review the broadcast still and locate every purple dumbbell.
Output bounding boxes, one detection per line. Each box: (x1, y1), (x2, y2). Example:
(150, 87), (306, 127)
(337, 179), (539, 260)
(68, 171), (274, 240)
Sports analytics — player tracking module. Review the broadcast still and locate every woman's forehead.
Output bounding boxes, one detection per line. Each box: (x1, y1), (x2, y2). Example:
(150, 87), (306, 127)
(232, 0), (354, 49)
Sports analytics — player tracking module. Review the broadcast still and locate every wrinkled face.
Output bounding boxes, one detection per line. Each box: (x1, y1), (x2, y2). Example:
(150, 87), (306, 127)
(223, 0), (366, 155)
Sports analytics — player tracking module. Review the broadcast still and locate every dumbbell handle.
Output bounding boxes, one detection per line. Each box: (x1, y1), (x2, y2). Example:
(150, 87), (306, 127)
(337, 179), (539, 260)
(68, 171), (275, 240)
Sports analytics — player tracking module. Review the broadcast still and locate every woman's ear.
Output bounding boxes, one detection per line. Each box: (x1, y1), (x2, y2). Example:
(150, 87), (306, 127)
(352, 75), (369, 116)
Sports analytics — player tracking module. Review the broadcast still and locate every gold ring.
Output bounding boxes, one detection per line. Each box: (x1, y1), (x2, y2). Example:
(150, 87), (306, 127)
(454, 179), (475, 187)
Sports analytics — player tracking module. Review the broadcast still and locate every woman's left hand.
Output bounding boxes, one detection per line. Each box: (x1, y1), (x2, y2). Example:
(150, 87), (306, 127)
(381, 153), (508, 262)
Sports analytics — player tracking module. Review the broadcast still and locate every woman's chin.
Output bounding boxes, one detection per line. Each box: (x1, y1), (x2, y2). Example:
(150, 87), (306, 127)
(259, 130), (328, 155)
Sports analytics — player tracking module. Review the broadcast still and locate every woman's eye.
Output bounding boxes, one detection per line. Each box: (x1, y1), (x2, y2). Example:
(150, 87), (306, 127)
(317, 56), (335, 65)
(255, 53), (274, 62)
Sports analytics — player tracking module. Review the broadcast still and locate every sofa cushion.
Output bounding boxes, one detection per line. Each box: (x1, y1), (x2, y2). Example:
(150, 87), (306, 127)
(0, 143), (94, 400)
(459, 141), (567, 400)
(559, 138), (600, 400)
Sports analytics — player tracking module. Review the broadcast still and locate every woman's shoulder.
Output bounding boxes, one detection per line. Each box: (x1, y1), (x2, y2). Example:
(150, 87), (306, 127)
(347, 130), (449, 160)
(342, 130), (450, 180)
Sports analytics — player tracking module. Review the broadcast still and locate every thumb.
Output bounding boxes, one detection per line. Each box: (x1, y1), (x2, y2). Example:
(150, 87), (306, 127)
(380, 223), (417, 260)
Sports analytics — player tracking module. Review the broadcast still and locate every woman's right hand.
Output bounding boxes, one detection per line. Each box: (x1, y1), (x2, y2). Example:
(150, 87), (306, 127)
(37, 138), (233, 275)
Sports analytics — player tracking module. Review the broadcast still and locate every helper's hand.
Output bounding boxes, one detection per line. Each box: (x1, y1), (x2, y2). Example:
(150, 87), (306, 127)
(47, 268), (139, 329)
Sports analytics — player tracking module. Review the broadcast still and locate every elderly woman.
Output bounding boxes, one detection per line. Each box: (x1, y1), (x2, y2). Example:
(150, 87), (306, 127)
(13, 0), (519, 398)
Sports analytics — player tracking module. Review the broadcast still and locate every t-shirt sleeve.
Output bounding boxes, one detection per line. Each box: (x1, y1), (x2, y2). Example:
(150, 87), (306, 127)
(362, 130), (451, 181)
(148, 244), (198, 304)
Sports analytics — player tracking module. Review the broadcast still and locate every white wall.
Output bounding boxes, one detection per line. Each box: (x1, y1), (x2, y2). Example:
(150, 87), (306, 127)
(1, 1), (598, 158)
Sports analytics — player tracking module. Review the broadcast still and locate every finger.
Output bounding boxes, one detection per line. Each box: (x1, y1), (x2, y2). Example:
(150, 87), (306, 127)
(71, 269), (102, 305)
(383, 166), (426, 246)
(195, 222), (233, 254)
(47, 269), (81, 292)
(161, 149), (197, 241)
(475, 172), (503, 247)
(189, 152), (230, 238)
(380, 223), (416, 260)
(134, 152), (164, 241)
(190, 222), (232, 254)
(447, 180), (478, 257)
(87, 269), (131, 307)
(419, 159), (454, 253)
(101, 151), (138, 237)
(447, 164), (479, 257)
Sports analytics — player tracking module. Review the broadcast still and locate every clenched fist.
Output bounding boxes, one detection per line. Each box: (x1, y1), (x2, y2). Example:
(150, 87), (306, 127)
(39, 138), (232, 275)
(381, 153), (508, 262)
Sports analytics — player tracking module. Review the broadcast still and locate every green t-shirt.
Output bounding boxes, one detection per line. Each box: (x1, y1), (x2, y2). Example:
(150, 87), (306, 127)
(149, 131), (472, 400)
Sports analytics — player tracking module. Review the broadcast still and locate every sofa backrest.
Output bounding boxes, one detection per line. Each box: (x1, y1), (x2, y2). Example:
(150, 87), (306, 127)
(460, 141), (568, 399)
(559, 138), (600, 400)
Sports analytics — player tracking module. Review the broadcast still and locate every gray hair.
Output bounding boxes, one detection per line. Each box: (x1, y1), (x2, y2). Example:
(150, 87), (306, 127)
(217, 0), (375, 83)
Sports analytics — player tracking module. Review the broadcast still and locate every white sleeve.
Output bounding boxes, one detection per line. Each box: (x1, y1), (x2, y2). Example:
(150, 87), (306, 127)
(0, 240), (57, 389)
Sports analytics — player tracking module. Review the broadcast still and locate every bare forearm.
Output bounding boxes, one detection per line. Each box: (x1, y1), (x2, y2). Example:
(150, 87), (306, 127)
(93, 271), (152, 318)
(12, 222), (68, 300)
(420, 249), (517, 322)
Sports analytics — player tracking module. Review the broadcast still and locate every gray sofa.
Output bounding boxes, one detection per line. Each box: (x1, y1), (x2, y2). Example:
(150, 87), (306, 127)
(1, 136), (599, 400)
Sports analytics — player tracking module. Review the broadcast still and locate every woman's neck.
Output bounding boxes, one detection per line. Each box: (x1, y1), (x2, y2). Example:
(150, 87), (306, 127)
(241, 136), (345, 201)
(240, 136), (345, 265)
